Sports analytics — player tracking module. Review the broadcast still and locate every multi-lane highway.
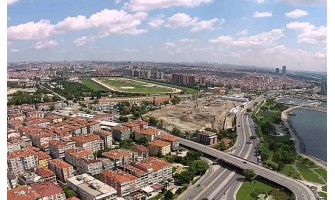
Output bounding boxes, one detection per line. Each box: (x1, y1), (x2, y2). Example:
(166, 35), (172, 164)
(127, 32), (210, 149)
(180, 97), (261, 200)
(178, 96), (316, 200)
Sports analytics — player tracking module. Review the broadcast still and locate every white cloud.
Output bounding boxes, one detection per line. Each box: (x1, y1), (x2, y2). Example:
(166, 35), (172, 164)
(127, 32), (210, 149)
(148, 18), (165, 29)
(73, 36), (95, 46)
(115, 0), (122, 4)
(254, 11), (272, 18)
(166, 13), (224, 32)
(285, 9), (308, 18)
(286, 21), (326, 44)
(256, 0), (265, 3)
(8, 9), (148, 41)
(277, 0), (326, 5)
(7, 0), (19, 5)
(179, 38), (196, 43)
(32, 40), (58, 49)
(128, 0), (213, 11)
(209, 29), (284, 47)
(238, 29), (248, 36)
(165, 42), (176, 47)
(7, 20), (56, 41)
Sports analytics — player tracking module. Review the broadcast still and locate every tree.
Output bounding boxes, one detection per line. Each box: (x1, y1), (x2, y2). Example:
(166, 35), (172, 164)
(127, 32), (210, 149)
(242, 169), (256, 181)
(157, 151), (164, 158)
(148, 117), (158, 126)
(246, 108), (252, 112)
(171, 96), (181, 105)
(138, 137), (149, 145)
(216, 142), (226, 151)
(171, 127), (182, 136)
(62, 186), (78, 198)
(249, 135), (257, 140)
(141, 197), (146, 200)
(164, 190), (174, 200)
(189, 160), (209, 175)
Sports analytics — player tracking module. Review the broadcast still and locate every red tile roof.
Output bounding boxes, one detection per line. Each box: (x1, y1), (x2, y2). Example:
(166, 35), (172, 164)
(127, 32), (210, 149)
(148, 140), (170, 148)
(30, 181), (64, 197)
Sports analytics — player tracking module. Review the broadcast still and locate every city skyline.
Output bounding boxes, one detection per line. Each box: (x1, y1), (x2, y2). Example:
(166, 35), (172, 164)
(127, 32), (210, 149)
(7, 0), (327, 72)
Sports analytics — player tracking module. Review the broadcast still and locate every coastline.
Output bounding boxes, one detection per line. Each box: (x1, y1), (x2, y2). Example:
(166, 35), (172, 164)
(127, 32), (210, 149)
(281, 106), (327, 169)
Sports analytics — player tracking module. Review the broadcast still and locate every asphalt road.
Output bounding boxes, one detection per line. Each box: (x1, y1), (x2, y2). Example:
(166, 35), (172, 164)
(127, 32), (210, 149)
(179, 97), (261, 200)
(177, 137), (316, 200)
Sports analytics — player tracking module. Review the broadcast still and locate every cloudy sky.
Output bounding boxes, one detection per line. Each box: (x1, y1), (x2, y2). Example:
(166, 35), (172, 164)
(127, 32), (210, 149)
(7, 0), (327, 72)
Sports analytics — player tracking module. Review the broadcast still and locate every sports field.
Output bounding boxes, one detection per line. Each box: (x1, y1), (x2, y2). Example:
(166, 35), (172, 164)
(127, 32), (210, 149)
(94, 78), (181, 94)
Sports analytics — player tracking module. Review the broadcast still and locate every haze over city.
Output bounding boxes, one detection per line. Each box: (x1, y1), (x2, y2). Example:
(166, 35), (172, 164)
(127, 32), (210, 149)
(7, 0), (326, 72)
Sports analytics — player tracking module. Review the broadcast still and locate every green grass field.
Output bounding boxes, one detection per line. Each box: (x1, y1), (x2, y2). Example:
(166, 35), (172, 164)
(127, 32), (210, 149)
(97, 78), (179, 94)
(280, 164), (301, 179)
(318, 192), (327, 199)
(314, 168), (327, 182)
(80, 79), (106, 91)
(236, 180), (273, 200)
(296, 161), (325, 184)
(322, 186), (327, 192)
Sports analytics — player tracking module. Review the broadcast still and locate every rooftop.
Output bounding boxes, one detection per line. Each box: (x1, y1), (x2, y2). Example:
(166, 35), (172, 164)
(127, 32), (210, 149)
(70, 134), (101, 143)
(130, 145), (149, 152)
(134, 128), (159, 135)
(7, 185), (41, 200)
(30, 181), (64, 197)
(148, 140), (170, 148)
(65, 148), (93, 158)
(102, 149), (132, 160)
(101, 170), (138, 183)
(67, 174), (117, 196)
(49, 159), (72, 169)
(130, 157), (171, 172)
(155, 134), (177, 142)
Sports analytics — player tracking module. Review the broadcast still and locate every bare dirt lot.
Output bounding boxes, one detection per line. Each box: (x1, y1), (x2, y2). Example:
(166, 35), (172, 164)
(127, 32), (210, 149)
(144, 95), (239, 133)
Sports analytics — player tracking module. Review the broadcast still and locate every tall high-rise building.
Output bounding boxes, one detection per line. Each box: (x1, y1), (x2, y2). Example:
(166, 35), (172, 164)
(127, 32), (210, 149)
(171, 74), (178, 83)
(321, 79), (327, 95)
(282, 66), (287, 76)
(275, 68), (280, 74)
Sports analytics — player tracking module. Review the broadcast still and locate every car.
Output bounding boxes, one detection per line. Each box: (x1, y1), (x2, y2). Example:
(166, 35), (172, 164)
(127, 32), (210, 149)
(243, 161), (247, 164)
(197, 184), (200, 187)
(201, 186), (206, 190)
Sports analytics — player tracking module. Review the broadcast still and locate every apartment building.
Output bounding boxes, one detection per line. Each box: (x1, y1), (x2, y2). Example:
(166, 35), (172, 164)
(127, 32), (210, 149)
(134, 127), (160, 141)
(49, 159), (74, 182)
(67, 174), (117, 200)
(36, 167), (57, 183)
(30, 181), (66, 200)
(95, 130), (113, 149)
(112, 125), (130, 140)
(7, 185), (41, 200)
(37, 151), (51, 168)
(49, 140), (76, 159)
(101, 169), (139, 197)
(7, 141), (21, 153)
(155, 134), (179, 151)
(102, 149), (138, 167)
(70, 134), (102, 152)
(147, 140), (171, 156)
(7, 148), (39, 175)
(77, 159), (103, 175)
(64, 147), (94, 167)
(130, 145), (149, 160)
(197, 130), (218, 145)
(130, 157), (173, 185)
(123, 120), (148, 131)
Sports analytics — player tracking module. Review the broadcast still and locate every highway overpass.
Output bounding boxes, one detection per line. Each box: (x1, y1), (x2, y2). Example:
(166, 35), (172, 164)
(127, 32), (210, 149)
(178, 137), (316, 200)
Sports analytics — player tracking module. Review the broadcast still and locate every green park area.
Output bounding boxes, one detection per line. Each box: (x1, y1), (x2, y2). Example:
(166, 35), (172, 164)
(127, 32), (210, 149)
(237, 178), (294, 200)
(80, 78), (107, 92)
(252, 98), (327, 198)
(97, 78), (179, 94)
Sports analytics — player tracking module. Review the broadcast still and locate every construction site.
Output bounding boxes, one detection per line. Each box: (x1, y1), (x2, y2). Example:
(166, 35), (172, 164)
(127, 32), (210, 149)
(144, 95), (240, 133)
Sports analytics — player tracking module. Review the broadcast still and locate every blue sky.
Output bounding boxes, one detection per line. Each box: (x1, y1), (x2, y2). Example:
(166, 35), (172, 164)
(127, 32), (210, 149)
(7, 0), (327, 72)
